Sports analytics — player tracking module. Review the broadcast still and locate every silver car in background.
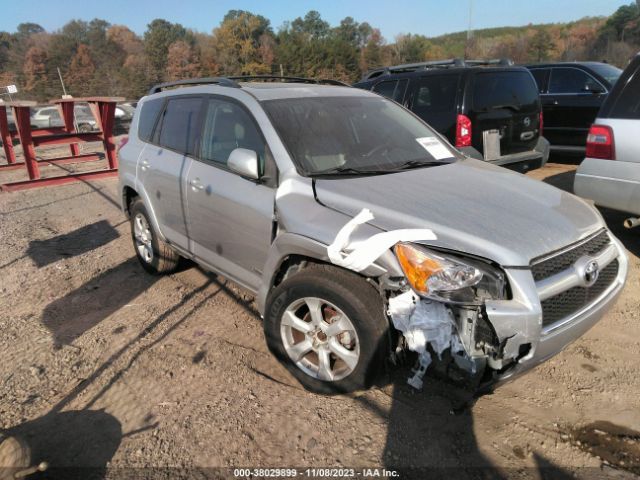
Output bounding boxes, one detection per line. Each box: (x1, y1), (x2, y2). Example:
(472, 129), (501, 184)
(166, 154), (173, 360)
(575, 53), (640, 227)
(118, 77), (627, 394)
(30, 104), (97, 131)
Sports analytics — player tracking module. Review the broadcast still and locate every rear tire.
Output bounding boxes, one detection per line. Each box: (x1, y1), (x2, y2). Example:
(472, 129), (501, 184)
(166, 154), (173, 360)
(264, 264), (389, 394)
(129, 198), (179, 274)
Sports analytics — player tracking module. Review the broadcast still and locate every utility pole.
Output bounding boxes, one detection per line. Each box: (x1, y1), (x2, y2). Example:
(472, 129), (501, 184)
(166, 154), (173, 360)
(57, 67), (70, 98)
(465, 0), (474, 59)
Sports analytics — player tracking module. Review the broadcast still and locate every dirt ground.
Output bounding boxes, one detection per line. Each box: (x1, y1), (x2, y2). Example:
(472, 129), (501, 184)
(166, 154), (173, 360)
(1, 147), (639, 479)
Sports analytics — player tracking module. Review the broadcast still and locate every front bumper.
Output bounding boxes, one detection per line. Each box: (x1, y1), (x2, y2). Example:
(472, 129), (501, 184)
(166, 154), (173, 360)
(485, 232), (628, 385)
(460, 137), (550, 173)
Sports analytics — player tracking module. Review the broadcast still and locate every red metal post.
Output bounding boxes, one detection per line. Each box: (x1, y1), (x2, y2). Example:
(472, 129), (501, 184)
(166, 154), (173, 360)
(13, 106), (40, 180)
(58, 102), (81, 157)
(0, 105), (16, 164)
(91, 100), (118, 169)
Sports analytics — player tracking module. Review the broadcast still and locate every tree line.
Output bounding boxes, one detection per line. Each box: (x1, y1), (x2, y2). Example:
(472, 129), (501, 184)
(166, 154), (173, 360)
(1, 4), (639, 102)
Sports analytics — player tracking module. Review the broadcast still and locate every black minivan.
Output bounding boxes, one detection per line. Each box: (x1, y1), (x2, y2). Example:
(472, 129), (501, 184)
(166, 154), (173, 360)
(354, 59), (549, 173)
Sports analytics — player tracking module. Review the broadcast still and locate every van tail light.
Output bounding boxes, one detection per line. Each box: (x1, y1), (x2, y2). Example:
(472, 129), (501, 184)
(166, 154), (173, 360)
(455, 114), (472, 148)
(117, 135), (129, 153)
(586, 124), (615, 160)
(539, 111), (544, 137)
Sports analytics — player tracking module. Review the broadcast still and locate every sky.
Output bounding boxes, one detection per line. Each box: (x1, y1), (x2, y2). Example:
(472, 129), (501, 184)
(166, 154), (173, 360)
(3, 0), (632, 39)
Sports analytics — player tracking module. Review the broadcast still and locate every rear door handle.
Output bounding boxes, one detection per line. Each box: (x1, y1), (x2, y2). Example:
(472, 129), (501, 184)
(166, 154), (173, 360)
(140, 160), (151, 171)
(190, 178), (204, 191)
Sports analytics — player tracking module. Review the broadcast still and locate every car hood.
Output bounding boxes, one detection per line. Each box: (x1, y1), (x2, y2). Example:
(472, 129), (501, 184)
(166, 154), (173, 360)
(313, 158), (604, 266)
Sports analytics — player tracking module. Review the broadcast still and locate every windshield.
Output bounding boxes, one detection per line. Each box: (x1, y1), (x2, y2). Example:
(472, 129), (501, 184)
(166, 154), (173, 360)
(589, 63), (623, 86)
(262, 96), (458, 176)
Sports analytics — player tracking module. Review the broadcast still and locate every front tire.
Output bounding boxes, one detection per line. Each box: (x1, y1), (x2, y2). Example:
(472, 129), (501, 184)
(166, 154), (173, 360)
(264, 264), (389, 394)
(129, 198), (179, 274)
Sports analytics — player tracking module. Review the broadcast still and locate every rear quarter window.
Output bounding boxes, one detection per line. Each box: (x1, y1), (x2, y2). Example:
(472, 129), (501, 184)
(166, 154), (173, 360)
(473, 71), (539, 112)
(373, 79), (408, 103)
(529, 68), (550, 93)
(412, 75), (458, 113)
(137, 98), (165, 143)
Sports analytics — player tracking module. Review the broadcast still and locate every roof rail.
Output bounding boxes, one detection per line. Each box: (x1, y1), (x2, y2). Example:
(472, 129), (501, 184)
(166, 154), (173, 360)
(229, 75), (349, 86)
(465, 58), (514, 66)
(362, 58), (514, 80)
(148, 77), (241, 95)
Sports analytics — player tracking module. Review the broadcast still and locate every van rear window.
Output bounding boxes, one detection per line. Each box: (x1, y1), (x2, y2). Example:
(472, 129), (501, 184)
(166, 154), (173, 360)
(473, 71), (539, 113)
(137, 98), (165, 143)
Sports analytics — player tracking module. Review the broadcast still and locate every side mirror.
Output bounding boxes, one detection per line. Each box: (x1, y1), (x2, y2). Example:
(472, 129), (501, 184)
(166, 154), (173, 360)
(228, 148), (260, 180)
(583, 83), (605, 95)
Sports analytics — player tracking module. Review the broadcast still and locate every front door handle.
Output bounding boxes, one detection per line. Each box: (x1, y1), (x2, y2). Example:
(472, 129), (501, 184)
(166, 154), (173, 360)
(190, 178), (204, 191)
(140, 160), (151, 171)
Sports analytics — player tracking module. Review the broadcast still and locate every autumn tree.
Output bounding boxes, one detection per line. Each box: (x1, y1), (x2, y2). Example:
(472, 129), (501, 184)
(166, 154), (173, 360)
(392, 34), (431, 63)
(166, 40), (201, 80)
(120, 53), (154, 98)
(359, 29), (390, 73)
(529, 29), (554, 62)
(107, 25), (143, 56)
(23, 46), (48, 100)
(1, 8), (636, 103)
(66, 44), (95, 95)
(144, 19), (189, 81)
(212, 11), (273, 75)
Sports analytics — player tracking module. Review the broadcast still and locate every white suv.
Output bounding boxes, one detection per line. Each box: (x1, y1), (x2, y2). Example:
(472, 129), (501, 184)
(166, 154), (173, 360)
(575, 53), (640, 227)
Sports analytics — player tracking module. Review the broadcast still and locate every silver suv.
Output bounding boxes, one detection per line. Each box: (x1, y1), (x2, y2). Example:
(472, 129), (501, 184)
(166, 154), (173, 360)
(119, 76), (628, 394)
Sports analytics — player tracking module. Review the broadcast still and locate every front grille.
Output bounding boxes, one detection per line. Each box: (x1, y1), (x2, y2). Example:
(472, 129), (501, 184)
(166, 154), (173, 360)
(531, 230), (611, 282)
(541, 259), (619, 327)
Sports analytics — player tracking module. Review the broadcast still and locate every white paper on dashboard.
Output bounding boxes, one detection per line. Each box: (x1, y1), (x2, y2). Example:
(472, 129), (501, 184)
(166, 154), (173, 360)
(415, 137), (455, 160)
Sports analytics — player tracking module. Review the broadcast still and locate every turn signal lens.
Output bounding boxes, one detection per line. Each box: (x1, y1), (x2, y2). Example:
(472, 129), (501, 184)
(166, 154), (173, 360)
(395, 243), (443, 294)
(394, 243), (483, 296)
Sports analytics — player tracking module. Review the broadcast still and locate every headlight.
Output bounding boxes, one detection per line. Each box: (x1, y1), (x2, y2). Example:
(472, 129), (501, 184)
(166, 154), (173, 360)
(394, 243), (506, 304)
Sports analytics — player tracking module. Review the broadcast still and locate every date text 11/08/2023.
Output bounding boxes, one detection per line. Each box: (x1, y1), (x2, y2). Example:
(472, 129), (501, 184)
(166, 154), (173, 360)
(233, 468), (400, 478)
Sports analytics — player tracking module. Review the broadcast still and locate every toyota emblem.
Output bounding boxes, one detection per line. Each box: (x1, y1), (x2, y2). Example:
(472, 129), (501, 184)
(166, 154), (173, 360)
(584, 260), (599, 287)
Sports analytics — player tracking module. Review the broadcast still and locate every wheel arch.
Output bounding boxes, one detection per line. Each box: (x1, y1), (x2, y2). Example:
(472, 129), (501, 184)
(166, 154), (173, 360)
(256, 232), (402, 316)
(120, 182), (168, 243)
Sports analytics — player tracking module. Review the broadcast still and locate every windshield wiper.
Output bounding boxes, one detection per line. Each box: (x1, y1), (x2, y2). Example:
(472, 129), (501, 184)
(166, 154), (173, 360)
(386, 159), (453, 171)
(311, 165), (388, 176)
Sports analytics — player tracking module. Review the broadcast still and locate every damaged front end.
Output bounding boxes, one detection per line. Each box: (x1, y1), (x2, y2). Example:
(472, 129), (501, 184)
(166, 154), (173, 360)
(386, 242), (532, 391)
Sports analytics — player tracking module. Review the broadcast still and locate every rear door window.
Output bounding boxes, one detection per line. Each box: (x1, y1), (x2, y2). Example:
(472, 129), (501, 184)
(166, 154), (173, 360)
(138, 98), (165, 143)
(609, 69), (640, 119)
(156, 97), (202, 155)
(548, 68), (602, 94)
(472, 71), (539, 112)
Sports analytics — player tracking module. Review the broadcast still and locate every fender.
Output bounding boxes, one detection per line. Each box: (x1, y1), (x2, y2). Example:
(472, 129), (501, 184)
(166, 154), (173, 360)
(256, 232), (403, 315)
